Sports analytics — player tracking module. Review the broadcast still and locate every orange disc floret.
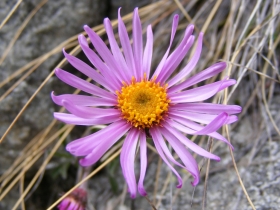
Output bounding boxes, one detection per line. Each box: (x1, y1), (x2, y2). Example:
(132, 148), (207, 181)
(117, 75), (170, 129)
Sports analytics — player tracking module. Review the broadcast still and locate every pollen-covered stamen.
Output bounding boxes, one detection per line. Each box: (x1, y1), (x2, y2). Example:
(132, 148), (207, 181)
(117, 75), (170, 128)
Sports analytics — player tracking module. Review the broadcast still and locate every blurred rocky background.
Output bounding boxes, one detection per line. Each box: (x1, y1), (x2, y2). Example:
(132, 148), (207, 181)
(0, 0), (152, 176)
(0, 0), (152, 208)
(1, 0), (279, 209)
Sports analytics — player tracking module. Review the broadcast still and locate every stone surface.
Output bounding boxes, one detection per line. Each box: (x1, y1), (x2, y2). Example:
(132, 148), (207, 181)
(0, 0), (150, 209)
(0, 0), (103, 174)
(1, 0), (279, 210)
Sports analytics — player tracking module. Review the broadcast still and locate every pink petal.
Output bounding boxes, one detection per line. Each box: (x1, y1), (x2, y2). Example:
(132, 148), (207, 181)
(169, 79), (236, 103)
(54, 112), (120, 126)
(84, 25), (126, 83)
(58, 198), (70, 210)
(132, 8), (143, 79)
(55, 68), (115, 100)
(163, 122), (220, 161)
(153, 128), (186, 169)
(66, 120), (130, 156)
(78, 34), (121, 90)
(120, 128), (139, 198)
(62, 100), (120, 119)
(67, 132), (102, 149)
(152, 15), (179, 80)
(160, 36), (195, 83)
(193, 112), (229, 135)
(142, 25), (153, 78)
(79, 121), (131, 166)
(226, 115), (238, 124)
(138, 131), (147, 196)
(63, 49), (114, 92)
(67, 135), (103, 156)
(171, 102), (242, 115)
(166, 117), (196, 134)
(51, 92), (116, 107)
(169, 109), (236, 125)
(118, 8), (137, 80)
(103, 18), (131, 81)
(168, 32), (204, 87)
(168, 62), (227, 93)
(168, 114), (233, 149)
(68, 202), (78, 210)
(169, 111), (229, 134)
(158, 127), (200, 186)
(150, 127), (183, 188)
(157, 25), (195, 83)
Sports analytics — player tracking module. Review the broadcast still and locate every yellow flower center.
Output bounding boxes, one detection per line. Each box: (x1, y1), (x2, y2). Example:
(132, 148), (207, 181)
(117, 75), (170, 129)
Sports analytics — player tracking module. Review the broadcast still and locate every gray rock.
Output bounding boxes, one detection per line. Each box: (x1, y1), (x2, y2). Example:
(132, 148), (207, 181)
(0, 0), (105, 175)
(0, 0), (151, 209)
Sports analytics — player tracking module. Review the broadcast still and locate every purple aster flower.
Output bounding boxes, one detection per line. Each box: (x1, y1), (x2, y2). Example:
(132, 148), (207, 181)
(58, 188), (87, 210)
(52, 8), (242, 198)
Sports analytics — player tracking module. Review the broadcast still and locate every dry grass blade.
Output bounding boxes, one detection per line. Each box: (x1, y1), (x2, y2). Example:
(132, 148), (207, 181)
(155, 170), (172, 208)
(220, 3), (280, 209)
(46, 148), (122, 210)
(173, 0), (192, 23)
(0, 151), (43, 201)
(20, 173), (26, 210)
(0, 0), (48, 66)
(0, 40), (78, 90)
(260, 34), (280, 136)
(11, 125), (74, 210)
(0, 0), (23, 30)
(235, 0), (262, 49)
(225, 126), (256, 210)
(187, 0), (223, 61)
(224, 61), (280, 83)
(0, 125), (69, 194)
(153, 157), (162, 205)
(202, 139), (213, 210)
(145, 196), (157, 210)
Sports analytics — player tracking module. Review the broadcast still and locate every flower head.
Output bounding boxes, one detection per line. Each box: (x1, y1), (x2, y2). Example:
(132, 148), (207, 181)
(52, 8), (242, 198)
(58, 188), (87, 210)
